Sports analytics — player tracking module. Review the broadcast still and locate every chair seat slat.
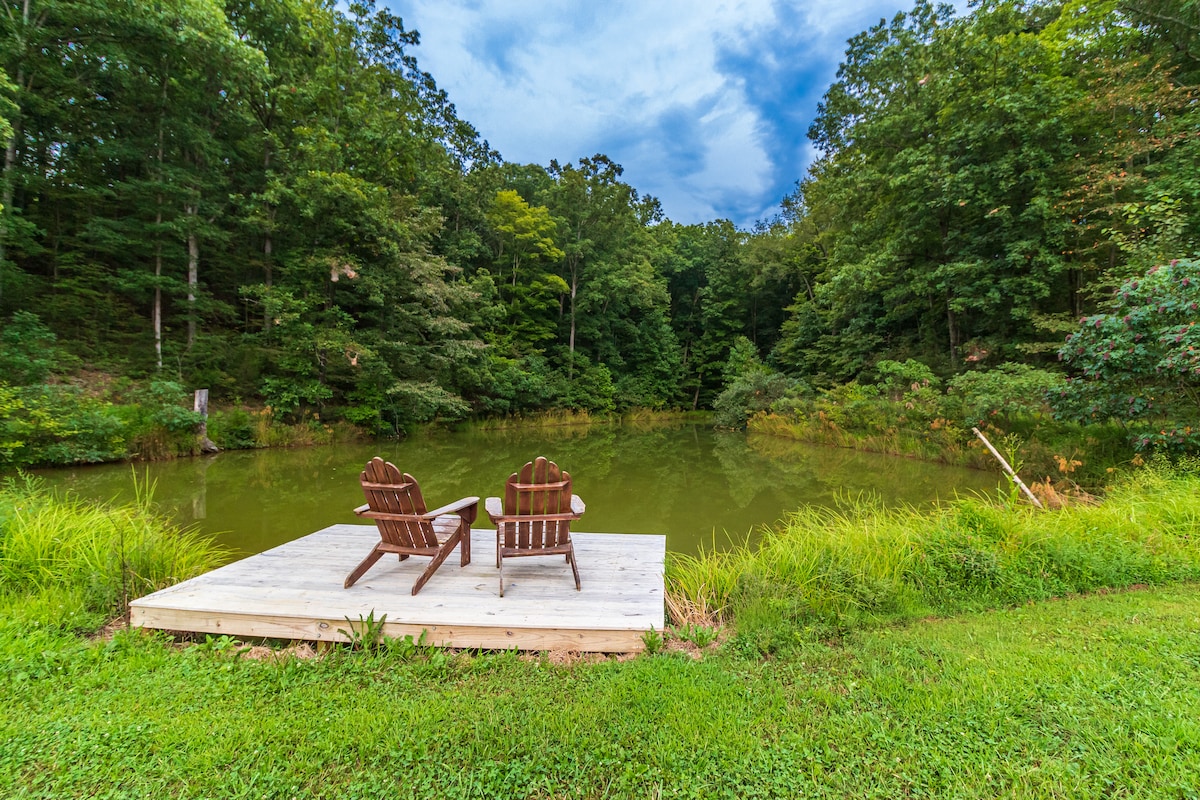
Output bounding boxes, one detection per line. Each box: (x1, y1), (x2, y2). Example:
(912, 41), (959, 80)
(494, 512), (580, 523)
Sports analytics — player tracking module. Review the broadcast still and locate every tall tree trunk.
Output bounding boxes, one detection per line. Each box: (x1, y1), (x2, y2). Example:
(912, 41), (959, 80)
(0, 66), (23, 300)
(154, 215), (163, 371)
(750, 296), (758, 346)
(0, 111), (17, 272)
(568, 267), (578, 356)
(153, 57), (169, 369)
(263, 147), (273, 330)
(50, 206), (59, 281)
(946, 300), (960, 368)
(1075, 268), (1084, 319)
(567, 257), (579, 380)
(187, 204), (198, 350)
(1, 0), (41, 301)
(263, 226), (272, 329)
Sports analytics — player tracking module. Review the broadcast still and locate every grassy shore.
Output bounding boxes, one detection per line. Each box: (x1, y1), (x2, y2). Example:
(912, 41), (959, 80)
(747, 408), (1134, 487)
(667, 463), (1200, 647)
(0, 476), (227, 630)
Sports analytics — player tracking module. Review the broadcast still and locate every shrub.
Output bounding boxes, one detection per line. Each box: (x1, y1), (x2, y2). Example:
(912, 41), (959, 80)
(458, 354), (551, 416)
(343, 380), (471, 437)
(713, 371), (795, 429)
(874, 358), (940, 402)
(548, 354), (617, 414)
(206, 408), (258, 450)
(811, 381), (884, 431)
(712, 336), (798, 429)
(946, 362), (1066, 427)
(118, 381), (203, 460)
(0, 384), (128, 467)
(1055, 258), (1200, 452)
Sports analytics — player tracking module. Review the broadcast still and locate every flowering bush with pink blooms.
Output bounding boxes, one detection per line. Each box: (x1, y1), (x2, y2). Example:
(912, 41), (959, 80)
(1055, 259), (1200, 452)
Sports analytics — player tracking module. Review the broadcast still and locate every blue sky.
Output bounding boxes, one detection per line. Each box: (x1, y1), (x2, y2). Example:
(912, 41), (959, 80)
(386, 1), (965, 227)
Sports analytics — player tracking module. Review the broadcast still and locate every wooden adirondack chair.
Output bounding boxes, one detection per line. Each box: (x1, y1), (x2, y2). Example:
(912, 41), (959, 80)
(347, 457), (478, 595)
(484, 456), (585, 597)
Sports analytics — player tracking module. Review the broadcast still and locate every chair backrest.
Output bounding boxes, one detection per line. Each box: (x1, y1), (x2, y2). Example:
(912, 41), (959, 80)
(359, 457), (439, 548)
(502, 456), (575, 550)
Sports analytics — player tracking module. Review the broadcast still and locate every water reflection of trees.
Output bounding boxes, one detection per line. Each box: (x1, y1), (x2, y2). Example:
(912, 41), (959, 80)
(741, 433), (1001, 508)
(35, 424), (999, 557)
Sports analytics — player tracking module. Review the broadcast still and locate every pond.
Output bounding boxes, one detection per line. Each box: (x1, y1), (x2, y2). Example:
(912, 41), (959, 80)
(34, 422), (1001, 558)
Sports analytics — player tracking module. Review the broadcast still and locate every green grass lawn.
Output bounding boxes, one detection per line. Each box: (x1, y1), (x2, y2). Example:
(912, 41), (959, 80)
(4, 584), (1199, 799)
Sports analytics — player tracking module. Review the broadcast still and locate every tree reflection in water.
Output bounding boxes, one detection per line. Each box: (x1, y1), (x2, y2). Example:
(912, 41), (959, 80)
(35, 422), (999, 559)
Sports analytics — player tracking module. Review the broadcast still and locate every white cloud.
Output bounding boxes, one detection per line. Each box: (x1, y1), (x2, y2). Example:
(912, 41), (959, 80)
(387, 0), (969, 225)
(387, 0), (782, 221)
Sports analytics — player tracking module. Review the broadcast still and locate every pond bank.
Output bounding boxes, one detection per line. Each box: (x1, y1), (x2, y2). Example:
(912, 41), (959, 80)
(668, 463), (1200, 648)
(748, 407), (1135, 490)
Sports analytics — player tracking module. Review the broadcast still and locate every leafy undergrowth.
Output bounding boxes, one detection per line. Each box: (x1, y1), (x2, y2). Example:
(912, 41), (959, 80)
(2, 585), (1199, 797)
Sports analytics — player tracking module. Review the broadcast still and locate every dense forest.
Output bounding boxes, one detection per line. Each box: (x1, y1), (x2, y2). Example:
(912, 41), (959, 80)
(0, 0), (1197, 453)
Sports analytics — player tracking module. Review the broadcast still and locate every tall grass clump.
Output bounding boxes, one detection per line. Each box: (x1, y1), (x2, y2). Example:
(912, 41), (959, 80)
(620, 408), (706, 428)
(472, 409), (600, 430)
(665, 543), (754, 624)
(666, 463), (1200, 652)
(0, 473), (228, 628)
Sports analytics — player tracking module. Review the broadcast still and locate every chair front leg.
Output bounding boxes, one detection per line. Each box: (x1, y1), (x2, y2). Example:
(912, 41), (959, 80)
(345, 547), (385, 589)
(411, 530), (460, 596)
(568, 544), (581, 591)
(459, 518), (472, 566)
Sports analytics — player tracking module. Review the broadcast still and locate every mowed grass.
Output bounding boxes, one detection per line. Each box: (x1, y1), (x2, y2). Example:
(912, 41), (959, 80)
(3, 584), (1199, 798)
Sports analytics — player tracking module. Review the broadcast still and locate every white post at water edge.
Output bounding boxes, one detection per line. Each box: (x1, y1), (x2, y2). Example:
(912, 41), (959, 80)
(194, 389), (219, 454)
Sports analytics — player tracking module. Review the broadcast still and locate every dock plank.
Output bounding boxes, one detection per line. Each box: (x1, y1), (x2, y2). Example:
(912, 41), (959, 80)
(131, 526), (665, 652)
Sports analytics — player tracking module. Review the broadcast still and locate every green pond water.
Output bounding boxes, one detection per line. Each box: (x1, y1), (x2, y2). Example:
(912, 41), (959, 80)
(35, 422), (1001, 558)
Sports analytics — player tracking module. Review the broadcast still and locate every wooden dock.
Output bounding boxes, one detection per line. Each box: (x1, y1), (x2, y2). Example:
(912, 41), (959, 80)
(130, 525), (665, 652)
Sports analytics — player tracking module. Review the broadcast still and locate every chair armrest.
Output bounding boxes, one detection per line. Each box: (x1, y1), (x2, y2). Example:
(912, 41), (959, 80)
(425, 496), (480, 526)
(490, 513), (582, 524)
(485, 497), (503, 522)
(571, 495), (585, 515)
(353, 503), (370, 516)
